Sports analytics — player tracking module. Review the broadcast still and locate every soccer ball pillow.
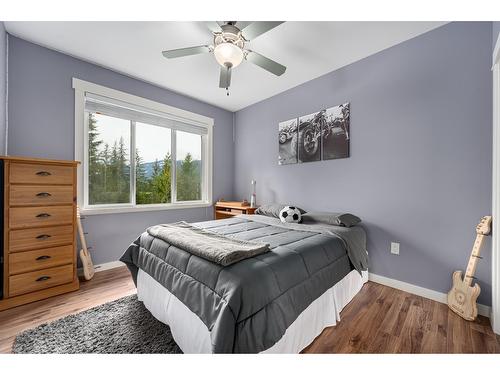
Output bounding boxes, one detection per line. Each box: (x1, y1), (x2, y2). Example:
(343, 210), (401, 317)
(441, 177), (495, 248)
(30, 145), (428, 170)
(279, 206), (302, 224)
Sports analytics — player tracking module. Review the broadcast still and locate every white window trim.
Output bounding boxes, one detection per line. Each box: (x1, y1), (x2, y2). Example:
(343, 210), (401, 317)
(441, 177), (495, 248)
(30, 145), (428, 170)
(492, 32), (500, 335)
(73, 78), (213, 215)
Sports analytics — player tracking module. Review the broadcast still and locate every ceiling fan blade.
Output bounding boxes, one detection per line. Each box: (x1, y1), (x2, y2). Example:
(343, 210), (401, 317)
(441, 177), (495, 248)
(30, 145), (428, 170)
(241, 21), (284, 40)
(219, 65), (232, 89)
(206, 21), (222, 33)
(245, 51), (286, 76)
(162, 45), (211, 59)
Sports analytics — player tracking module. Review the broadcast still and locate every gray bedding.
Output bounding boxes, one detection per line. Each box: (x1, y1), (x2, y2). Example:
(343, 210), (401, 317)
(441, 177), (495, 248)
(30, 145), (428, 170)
(120, 214), (368, 353)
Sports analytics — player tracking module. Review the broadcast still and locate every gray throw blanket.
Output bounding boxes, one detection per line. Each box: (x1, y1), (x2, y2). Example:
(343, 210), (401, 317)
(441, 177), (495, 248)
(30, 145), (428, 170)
(148, 222), (270, 266)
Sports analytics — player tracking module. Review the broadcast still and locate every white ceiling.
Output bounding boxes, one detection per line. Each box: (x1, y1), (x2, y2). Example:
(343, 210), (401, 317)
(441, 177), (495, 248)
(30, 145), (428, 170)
(4, 21), (447, 112)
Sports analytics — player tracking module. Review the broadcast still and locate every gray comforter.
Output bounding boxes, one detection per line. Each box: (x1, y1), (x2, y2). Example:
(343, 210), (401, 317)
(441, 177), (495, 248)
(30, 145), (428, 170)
(120, 215), (368, 353)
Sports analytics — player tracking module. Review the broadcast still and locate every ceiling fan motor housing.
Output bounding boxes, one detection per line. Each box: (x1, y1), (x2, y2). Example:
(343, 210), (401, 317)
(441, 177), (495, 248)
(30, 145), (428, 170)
(214, 24), (245, 49)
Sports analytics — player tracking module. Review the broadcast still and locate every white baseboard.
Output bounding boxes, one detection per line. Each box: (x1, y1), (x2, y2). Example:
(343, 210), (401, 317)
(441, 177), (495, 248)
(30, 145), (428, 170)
(77, 260), (125, 277)
(368, 273), (491, 318)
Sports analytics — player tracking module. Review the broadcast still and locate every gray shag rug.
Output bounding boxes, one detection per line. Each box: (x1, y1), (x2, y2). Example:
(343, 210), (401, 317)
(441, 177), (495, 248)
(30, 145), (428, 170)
(12, 294), (183, 354)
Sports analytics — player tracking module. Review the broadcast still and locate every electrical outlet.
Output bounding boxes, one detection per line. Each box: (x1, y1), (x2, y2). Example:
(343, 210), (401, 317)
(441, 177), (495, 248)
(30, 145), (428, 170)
(390, 242), (400, 255)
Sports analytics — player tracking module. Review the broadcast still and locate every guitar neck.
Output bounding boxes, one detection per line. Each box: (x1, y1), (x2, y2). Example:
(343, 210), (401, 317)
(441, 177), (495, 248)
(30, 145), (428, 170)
(464, 234), (485, 286)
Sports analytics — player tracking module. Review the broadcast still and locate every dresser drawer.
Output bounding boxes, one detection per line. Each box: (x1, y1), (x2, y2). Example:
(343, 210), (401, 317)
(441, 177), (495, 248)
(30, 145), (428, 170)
(10, 185), (74, 206)
(9, 225), (74, 252)
(10, 163), (73, 185)
(9, 245), (74, 275)
(8, 264), (74, 297)
(10, 206), (74, 229)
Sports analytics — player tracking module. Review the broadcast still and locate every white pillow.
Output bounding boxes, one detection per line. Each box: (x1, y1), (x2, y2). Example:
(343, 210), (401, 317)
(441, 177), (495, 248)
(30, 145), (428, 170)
(279, 206), (302, 224)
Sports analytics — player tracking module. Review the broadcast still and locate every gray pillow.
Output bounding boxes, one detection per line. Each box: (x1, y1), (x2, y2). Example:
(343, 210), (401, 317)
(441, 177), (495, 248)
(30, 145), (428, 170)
(301, 212), (361, 227)
(255, 204), (306, 218)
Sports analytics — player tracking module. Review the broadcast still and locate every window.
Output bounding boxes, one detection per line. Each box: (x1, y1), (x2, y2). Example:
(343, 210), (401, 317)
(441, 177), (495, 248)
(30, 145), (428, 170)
(176, 131), (202, 202)
(74, 79), (213, 214)
(88, 113), (131, 205)
(135, 122), (172, 205)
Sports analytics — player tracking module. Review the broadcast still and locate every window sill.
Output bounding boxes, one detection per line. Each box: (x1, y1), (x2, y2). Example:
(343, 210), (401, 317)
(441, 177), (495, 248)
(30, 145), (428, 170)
(80, 202), (213, 216)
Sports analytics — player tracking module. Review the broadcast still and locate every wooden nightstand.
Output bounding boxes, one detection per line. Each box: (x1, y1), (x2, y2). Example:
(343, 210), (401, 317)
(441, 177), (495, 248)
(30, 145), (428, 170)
(214, 201), (257, 220)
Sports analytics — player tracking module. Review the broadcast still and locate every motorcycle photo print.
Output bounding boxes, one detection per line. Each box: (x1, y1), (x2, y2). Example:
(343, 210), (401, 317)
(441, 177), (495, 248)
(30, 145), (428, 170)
(278, 118), (298, 165)
(278, 102), (350, 165)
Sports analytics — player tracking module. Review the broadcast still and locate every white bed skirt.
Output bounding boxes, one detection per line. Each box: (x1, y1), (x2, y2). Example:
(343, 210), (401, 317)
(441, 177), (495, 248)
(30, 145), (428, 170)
(137, 268), (368, 353)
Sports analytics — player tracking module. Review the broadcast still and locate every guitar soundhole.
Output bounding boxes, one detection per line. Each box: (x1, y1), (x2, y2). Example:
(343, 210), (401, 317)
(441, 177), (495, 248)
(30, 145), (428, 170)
(455, 291), (466, 305)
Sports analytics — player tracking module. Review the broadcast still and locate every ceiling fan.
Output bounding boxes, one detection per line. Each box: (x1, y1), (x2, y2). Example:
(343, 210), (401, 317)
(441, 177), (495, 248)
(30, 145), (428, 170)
(162, 21), (287, 95)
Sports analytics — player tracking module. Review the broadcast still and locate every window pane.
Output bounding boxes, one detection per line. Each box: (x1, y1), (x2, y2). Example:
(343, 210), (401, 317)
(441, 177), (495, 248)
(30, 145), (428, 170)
(88, 113), (131, 205)
(176, 131), (202, 201)
(135, 122), (172, 204)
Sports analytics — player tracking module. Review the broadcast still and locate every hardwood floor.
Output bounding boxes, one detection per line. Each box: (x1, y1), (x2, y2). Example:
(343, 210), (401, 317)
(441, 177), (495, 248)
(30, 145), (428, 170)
(0, 266), (498, 353)
(303, 281), (500, 353)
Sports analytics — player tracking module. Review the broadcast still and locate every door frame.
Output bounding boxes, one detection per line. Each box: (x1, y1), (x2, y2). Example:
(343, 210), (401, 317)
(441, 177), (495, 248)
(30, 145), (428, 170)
(492, 32), (500, 334)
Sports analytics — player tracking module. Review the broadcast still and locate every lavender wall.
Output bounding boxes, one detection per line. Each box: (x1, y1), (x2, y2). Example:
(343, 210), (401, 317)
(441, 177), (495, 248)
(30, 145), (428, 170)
(7, 36), (234, 265)
(0, 22), (6, 155)
(234, 22), (493, 305)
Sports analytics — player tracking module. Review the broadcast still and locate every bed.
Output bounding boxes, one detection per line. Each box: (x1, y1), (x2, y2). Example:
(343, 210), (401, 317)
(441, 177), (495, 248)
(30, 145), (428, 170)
(120, 213), (368, 353)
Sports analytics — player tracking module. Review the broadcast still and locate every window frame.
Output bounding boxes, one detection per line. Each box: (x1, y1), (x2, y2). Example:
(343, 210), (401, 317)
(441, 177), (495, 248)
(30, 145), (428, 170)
(73, 78), (213, 215)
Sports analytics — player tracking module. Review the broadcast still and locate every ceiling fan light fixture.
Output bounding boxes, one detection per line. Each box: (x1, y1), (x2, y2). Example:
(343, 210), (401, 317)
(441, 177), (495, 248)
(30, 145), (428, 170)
(214, 42), (244, 68)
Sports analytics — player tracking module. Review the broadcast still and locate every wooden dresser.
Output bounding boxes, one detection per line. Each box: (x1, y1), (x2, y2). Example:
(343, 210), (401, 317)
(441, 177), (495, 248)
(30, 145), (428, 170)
(214, 201), (257, 220)
(0, 156), (79, 311)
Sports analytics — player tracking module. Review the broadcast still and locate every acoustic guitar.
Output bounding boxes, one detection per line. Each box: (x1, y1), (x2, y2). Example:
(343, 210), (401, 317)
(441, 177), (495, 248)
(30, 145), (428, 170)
(447, 215), (492, 321)
(77, 206), (95, 280)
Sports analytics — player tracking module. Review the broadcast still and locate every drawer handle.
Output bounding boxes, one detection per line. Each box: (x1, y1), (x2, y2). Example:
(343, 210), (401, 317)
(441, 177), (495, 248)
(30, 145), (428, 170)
(36, 234), (52, 240)
(36, 213), (51, 218)
(35, 171), (52, 176)
(36, 192), (52, 198)
(36, 255), (51, 261)
(36, 276), (51, 282)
